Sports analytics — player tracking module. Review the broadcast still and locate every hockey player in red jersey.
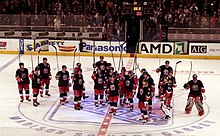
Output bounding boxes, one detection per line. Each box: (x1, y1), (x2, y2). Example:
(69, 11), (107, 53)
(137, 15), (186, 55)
(119, 67), (126, 106)
(38, 57), (51, 97)
(74, 63), (89, 99)
(55, 65), (70, 105)
(156, 60), (173, 97)
(29, 66), (42, 107)
(137, 78), (153, 123)
(160, 71), (176, 119)
(184, 74), (205, 116)
(15, 62), (31, 102)
(107, 75), (119, 115)
(72, 69), (85, 110)
(123, 71), (137, 111)
(91, 68), (106, 107)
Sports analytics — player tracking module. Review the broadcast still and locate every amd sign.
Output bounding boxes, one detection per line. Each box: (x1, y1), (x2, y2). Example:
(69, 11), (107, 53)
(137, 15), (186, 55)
(141, 42), (174, 54)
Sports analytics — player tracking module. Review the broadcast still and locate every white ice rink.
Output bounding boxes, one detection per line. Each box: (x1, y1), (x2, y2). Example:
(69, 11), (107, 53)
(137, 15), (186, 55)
(0, 54), (220, 136)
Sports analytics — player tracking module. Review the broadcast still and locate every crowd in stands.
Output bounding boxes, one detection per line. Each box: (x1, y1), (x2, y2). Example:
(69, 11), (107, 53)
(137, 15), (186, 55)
(0, 0), (220, 40)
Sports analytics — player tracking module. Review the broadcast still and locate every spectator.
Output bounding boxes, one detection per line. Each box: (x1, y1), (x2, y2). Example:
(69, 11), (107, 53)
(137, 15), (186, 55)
(210, 12), (218, 27)
(54, 0), (62, 15)
(54, 15), (61, 31)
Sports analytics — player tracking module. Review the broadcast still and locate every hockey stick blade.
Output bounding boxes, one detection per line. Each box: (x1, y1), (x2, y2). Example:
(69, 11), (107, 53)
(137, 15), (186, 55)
(51, 44), (57, 50)
(38, 48), (42, 54)
(27, 46), (33, 51)
(176, 61), (182, 64)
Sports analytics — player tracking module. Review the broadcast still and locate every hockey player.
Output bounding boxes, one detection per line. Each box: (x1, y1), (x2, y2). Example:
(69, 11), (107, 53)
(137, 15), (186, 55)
(156, 60), (173, 97)
(91, 68), (106, 107)
(29, 67), (42, 107)
(55, 65), (70, 105)
(73, 63), (82, 74)
(123, 71), (137, 111)
(94, 56), (108, 76)
(15, 62), (31, 102)
(38, 57), (51, 97)
(72, 69), (85, 110)
(74, 63), (89, 99)
(107, 75), (119, 115)
(141, 72), (155, 113)
(105, 67), (116, 102)
(183, 74), (205, 116)
(138, 68), (147, 88)
(137, 78), (152, 123)
(160, 71), (176, 119)
(119, 67), (126, 106)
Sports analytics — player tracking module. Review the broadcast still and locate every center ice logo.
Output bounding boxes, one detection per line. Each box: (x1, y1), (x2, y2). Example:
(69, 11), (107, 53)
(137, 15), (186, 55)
(12, 87), (212, 135)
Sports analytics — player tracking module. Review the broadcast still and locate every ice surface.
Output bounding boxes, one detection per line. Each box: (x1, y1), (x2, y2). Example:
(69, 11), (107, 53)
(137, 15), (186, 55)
(0, 54), (220, 136)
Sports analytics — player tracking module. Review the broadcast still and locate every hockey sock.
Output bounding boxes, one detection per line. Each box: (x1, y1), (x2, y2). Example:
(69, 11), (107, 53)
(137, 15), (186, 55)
(74, 97), (78, 108)
(45, 84), (49, 94)
(100, 95), (104, 104)
(148, 99), (152, 106)
(94, 95), (98, 101)
(63, 93), (67, 102)
(33, 94), (38, 103)
(45, 84), (49, 89)
(59, 93), (64, 103)
(78, 97), (81, 107)
(25, 90), (30, 100)
(114, 102), (117, 112)
(19, 90), (23, 100)
(40, 89), (43, 95)
(123, 97), (127, 103)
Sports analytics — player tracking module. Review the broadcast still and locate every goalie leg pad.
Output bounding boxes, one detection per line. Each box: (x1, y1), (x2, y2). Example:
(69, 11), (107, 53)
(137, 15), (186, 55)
(195, 95), (204, 115)
(185, 96), (195, 114)
(161, 103), (171, 117)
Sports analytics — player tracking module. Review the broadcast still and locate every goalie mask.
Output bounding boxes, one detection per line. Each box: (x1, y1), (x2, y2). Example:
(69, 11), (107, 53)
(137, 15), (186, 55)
(192, 74), (197, 83)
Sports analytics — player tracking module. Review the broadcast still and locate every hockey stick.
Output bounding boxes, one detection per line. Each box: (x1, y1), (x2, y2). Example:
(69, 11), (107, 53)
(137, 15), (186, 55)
(174, 61), (182, 78)
(132, 40), (142, 74)
(51, 44), (59, 70)
(37, 48), (42, 65)
(188, 61), (192, 81)
(17, 48), (21, 63)
(109, 40), (116, 70)
(73, 48), (77, 72)
(93, 40), (96, 70)
(118, 41), (126, 71)
(27, 46), (34, 70)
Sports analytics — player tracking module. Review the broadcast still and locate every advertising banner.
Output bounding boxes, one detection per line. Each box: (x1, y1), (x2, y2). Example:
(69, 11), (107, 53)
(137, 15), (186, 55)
(189, 43), (220, 56)
(140, 42), (174, 54)
(49, 40), (78, 52)
(0, 38), (19, 51)
(174, 41), (188, 54)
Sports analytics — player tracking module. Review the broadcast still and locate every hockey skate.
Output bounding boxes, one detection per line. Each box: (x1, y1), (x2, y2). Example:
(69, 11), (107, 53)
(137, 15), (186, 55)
(95, 103), (98, 107)
(20, 99), (24, 102)
(33, 103), (38, 107)
(164, 115), (171, 119)
(83, 96), (89, 99)
(45, 93), (51, 97)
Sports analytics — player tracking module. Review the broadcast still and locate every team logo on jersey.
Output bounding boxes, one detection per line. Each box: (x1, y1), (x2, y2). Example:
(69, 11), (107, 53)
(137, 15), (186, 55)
(21, 73), (26, 78)
(62, 75), (68, 80)
(192, 84), (199, 91)
(43, 68), (48, 74)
